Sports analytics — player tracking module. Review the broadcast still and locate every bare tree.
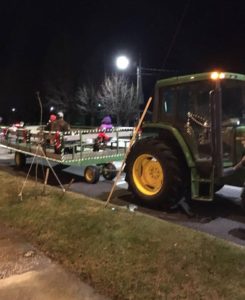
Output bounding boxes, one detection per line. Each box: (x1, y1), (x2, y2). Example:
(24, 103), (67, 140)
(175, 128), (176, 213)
(75, 84), (99, 126)
(97, 74), (138, 125)
(45, 82), (71, 111)
(44, 80), (77, 123)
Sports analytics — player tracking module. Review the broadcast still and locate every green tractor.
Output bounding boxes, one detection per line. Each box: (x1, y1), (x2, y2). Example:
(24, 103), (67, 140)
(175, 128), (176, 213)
(125, 71), (245, 209)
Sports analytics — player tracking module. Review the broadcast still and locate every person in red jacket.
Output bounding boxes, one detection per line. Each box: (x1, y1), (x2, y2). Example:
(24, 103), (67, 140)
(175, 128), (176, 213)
(45, 114), (57, 131)
(93, 116), (113, 151)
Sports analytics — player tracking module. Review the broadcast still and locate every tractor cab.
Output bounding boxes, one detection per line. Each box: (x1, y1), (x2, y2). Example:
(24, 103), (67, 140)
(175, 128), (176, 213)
(126, 72), (245, 207)
(152, 72), (245, 195)
(153, 71), (244, 165)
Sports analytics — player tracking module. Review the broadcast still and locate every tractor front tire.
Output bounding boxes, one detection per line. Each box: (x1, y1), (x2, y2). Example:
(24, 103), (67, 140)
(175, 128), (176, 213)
(125, 138), (183, 208)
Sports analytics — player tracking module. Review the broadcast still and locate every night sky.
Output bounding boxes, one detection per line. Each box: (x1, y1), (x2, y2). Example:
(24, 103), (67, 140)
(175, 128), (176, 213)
(0, 0), (245, 123)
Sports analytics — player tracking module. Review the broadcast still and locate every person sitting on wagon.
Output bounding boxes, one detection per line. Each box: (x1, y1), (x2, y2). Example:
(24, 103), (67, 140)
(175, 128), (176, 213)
(43, 114), (57, 148)
(93, 116), (113, 151)
(98, 115), (113, 141)
(44, 114), (56, 131)
(11, 121), (25, 131)
(50, 112), (71, 154)
(51, 112), (70, 132)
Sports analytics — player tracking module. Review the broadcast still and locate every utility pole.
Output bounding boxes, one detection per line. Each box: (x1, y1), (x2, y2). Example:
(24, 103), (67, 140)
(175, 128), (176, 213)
(136, 56), (144, 106)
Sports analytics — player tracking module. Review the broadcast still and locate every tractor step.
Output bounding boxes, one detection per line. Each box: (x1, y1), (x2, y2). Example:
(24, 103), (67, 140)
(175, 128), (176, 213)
(191, 175), (214, 201)
(191, 178), (212, 183)
(192, 195), (213, 201)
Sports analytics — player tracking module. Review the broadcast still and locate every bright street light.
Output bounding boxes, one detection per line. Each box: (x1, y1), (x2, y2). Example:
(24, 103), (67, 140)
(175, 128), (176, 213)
(115, 54), (178, 109)
(115, 55), (144, 106)
(115, 56), (130, 70)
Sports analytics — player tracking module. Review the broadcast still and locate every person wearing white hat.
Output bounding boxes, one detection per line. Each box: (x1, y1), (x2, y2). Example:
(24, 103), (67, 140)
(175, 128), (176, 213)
(51, 112), (70, 132)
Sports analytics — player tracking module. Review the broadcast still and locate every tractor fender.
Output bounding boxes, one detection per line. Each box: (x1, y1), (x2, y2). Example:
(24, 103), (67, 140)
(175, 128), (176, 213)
(141, 123), (195, 168)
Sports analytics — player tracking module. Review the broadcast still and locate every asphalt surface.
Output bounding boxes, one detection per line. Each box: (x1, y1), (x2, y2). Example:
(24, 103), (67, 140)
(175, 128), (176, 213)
(49, 160), (245, 247)
(1, 146), (245, 249)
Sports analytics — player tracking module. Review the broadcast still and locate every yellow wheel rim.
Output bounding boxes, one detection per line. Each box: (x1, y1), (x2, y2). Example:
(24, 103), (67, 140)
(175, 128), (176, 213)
(85, 168), (94, 182)
(132, 154), (164, 196)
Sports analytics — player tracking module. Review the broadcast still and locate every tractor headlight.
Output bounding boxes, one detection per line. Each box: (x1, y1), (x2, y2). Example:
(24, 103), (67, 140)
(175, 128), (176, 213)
(211, 71), (225, 80)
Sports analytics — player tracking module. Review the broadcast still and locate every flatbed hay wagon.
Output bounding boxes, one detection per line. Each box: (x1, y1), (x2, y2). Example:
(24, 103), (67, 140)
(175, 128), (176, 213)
(0, 126), (135, 183)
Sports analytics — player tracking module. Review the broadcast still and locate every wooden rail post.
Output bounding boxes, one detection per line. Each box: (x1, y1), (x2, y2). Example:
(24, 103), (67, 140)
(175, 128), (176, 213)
(42, 168), (50, 195)
(105, 96), (153, 207)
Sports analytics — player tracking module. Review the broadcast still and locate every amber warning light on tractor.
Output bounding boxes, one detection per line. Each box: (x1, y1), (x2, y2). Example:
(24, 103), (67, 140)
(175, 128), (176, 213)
(210, 71), (225, 80)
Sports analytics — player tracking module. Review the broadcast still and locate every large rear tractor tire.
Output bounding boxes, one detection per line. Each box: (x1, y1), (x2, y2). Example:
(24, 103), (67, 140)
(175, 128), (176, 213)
(125, 138), (183, 208)
(14, 152), (26, 169)
(84, 166), (100, 184)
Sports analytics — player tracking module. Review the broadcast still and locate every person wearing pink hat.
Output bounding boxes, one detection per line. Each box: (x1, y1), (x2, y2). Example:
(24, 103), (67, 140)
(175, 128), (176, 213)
(45, 114), (57, 131)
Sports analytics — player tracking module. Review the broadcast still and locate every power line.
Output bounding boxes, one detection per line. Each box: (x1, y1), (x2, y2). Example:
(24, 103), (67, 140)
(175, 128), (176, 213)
(161, 0), (191, 69)
(141, 67), (179, 73)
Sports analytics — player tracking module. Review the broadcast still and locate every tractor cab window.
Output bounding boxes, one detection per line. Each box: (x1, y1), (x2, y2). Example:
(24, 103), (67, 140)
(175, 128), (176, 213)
(157, 86), (177, 122)
(176, 80), (214, 160)
(220, 79), (245, 162)
(177, 81), (213, 122)
(160, 86), (176, 115)
(221, 80), (245, 124)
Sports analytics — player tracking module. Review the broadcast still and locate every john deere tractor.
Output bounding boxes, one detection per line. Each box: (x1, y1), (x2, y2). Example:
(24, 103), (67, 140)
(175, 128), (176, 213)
(125, 71), (245, 209)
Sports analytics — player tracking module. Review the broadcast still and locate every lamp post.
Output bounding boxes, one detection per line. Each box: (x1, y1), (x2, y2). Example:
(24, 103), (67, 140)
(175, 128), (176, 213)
(115, 55), (144, 106)
(136, 58), (144, 106)
(115, 55), (177, 108)
(11, 107), (16, 123)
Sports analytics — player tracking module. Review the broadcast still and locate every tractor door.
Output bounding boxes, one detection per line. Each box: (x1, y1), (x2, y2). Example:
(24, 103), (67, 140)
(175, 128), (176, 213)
(221, 80), (245, 165)
(176, 81), (214, 163)
(220, 79), (245, 186)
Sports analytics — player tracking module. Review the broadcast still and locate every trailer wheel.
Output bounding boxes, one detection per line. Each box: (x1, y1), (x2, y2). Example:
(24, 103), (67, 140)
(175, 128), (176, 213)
(84, 166), (100, 184)
(15, 152), (26, 169)
(125, 138), (183, 208)
(102, 163), (117, 180)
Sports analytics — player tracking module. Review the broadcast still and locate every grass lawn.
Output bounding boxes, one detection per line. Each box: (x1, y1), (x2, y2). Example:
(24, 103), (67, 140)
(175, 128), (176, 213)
(0, 169), (244, 300)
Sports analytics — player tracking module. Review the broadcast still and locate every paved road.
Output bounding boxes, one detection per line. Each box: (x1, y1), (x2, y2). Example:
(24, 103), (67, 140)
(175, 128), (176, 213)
(0, 146), (245, 247)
